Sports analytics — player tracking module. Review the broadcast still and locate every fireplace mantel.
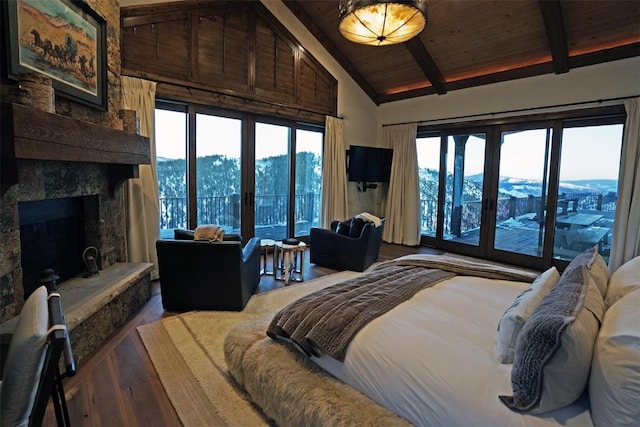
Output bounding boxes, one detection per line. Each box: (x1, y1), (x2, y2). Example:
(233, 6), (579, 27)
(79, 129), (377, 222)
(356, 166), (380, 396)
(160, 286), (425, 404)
(1, 103), (151, 196)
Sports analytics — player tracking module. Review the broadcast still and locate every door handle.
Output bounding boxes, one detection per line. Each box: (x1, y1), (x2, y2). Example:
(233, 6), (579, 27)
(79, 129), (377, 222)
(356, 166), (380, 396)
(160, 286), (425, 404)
(244, 192), (248, 206)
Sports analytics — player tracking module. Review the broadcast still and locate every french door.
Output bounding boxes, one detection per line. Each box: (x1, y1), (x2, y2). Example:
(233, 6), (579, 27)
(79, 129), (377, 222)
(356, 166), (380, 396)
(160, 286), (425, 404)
(252, 120), (324, 240)
(155, 102), (323, 240)
(418, 112), (625, 270)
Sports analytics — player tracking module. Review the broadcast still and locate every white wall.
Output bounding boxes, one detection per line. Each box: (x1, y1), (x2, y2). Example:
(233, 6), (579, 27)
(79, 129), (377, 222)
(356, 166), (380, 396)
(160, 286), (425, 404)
(378, 56), (640, 132)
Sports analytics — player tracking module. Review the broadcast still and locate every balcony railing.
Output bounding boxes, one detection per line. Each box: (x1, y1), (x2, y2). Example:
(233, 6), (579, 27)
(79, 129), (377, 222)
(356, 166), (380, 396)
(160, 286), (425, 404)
(159, 192), (320, 231)
(420, 192), (617, 235)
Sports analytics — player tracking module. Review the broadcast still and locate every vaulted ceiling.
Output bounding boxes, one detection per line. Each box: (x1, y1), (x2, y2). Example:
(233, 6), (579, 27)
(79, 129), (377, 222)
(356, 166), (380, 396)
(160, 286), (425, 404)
(282, 0), (640, 105)
(118, 0), (640, 106)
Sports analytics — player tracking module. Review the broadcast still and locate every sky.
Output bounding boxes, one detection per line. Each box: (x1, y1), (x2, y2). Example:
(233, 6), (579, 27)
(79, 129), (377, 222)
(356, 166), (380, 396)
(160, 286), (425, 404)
(156, 110), (322, 161)
(157, 109), (623, 181)
(417, 124), (623, 181)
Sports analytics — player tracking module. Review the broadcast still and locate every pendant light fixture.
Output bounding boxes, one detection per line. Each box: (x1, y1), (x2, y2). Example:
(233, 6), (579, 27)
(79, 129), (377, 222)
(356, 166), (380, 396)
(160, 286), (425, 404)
(339, 0), (428, 46)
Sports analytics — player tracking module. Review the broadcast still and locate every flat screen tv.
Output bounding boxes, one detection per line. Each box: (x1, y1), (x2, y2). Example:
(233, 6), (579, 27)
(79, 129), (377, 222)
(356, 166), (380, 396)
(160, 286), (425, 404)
(347, 145), (393, 183)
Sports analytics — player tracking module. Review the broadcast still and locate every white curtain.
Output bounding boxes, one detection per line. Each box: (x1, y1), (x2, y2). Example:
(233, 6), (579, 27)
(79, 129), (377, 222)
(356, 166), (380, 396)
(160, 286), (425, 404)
(382, 123), (420, 245)
(608, 97), (640, 272)
(121, 76), (159, 279)
(320, 116), (349, 228)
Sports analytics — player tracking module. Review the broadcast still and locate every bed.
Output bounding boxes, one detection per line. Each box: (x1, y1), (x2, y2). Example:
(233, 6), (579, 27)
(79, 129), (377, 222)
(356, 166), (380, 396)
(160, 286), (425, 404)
(224, 248), (640, 427)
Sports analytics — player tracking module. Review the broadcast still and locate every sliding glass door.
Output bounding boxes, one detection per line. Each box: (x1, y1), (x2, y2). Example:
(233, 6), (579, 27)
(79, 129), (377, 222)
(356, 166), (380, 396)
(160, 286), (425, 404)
(492, 127), (552, 258)
(417, 111), (625, 270)
(195, 113), (242, 235)
(253, 121), (324, 240)
(416, 134), (441, 238)
(552, 122), (623, 264)
(155, 102), (323, 240)
(442, 132), (486, 253)
(156, 107), (187, 238)
(295, 129), (323, 236)
(254, 122), (290, 240)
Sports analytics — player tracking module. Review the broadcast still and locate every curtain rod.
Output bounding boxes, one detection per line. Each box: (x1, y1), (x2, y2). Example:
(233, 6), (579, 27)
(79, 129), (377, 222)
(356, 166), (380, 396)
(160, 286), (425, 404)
(382, 94), (639, 127)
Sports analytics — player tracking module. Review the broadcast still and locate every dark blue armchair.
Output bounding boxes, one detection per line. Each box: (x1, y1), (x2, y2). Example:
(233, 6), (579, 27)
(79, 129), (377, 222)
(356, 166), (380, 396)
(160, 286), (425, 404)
(310, 218), (385, 272)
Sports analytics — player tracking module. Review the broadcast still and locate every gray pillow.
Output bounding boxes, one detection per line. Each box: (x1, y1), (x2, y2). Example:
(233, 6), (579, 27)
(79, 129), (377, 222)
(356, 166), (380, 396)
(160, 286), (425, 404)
(496, 267), (560, 364)
(499, 248), (605, 414)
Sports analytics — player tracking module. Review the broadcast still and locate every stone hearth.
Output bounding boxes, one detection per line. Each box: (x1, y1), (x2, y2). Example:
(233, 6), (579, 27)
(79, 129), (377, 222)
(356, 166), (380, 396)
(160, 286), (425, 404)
(0, 263), (152, 367)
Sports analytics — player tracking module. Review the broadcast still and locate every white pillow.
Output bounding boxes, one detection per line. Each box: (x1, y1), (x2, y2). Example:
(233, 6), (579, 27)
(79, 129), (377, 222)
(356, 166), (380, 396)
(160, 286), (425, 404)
(496, 267), (560, 364)
(0, 286), (49, 427)
(590, 288), (640, 427)
(604, 256), (640, 310)
(585, 248), (610, 298)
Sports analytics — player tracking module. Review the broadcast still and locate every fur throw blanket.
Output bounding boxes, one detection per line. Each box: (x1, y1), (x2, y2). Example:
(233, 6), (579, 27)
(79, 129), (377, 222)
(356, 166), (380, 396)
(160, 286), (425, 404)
(194, 224), (224, 241)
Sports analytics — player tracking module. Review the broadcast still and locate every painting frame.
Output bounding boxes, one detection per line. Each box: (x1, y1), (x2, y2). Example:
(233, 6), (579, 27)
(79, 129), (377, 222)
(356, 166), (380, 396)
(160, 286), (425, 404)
(3, 0), (107, 110)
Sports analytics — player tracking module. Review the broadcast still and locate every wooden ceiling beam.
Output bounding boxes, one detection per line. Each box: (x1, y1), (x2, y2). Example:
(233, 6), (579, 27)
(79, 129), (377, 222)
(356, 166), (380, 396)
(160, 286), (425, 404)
(568, 42), (640, 69)
(281, 0), (380, 104)
(404, 38), (447, 95)
(538, 0), (569, 74)
(378, 42), (640, 104)
(379, 62), (554, 104)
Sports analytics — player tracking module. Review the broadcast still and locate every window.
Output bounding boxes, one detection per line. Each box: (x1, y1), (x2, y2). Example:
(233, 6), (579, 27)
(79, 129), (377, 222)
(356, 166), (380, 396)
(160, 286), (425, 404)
(155, 102), (323, 240)
(553, 123), (623, 263)
(416, 134), (440, 237)
(417, 107), (625, 270)
(195, 114), (242, 234)
(295, 129), (323, 236)
(156, 107), (187, 238)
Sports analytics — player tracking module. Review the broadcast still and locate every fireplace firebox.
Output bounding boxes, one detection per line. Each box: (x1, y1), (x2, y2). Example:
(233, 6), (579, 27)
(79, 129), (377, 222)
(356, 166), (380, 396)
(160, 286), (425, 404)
(18, 196), (97, 298)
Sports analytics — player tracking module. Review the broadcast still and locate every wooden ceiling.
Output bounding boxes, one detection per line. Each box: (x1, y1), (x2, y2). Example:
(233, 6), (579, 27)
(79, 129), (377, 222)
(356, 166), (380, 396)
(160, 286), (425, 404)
(282, 0), (640, 105)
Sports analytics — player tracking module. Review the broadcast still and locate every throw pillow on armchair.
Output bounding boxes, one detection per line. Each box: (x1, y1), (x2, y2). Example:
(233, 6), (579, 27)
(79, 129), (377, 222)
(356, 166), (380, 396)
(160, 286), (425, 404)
(349, 217), (366, 238)
(336, 219), (352, 236)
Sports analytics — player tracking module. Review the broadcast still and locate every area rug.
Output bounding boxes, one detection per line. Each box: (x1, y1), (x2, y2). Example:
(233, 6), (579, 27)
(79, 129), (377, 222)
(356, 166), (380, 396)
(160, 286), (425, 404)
(137, 270), (362, 427)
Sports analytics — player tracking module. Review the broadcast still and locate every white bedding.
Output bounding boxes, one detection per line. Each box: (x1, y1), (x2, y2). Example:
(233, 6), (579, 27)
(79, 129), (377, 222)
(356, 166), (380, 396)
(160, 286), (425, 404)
(312, 275), (594, 427)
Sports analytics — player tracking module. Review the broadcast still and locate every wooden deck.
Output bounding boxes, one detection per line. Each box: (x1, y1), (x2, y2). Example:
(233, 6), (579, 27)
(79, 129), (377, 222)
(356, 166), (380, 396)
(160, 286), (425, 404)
(451, 210), (614, 260)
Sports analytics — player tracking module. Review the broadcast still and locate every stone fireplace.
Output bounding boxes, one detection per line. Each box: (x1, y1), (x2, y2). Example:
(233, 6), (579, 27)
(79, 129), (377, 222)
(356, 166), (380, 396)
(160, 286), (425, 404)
(0, 158), (126, 323)
(0, 102), (150, 325)
(1, 2), (155, 371)
(0, 108), (151, 366)
(0, 0), (151, 325)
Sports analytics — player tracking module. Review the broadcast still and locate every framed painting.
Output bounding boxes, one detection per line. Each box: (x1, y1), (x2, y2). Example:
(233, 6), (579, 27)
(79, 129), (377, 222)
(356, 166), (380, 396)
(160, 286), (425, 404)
(3, 0), (107, 110)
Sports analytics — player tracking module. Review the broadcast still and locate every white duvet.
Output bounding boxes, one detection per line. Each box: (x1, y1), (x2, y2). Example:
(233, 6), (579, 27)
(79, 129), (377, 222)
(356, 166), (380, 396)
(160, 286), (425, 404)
(312, 275), (594, 427)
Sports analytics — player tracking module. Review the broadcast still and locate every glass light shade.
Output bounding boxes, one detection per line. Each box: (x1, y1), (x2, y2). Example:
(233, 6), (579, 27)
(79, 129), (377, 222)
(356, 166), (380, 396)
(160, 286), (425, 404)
(339, 0), (428, 46)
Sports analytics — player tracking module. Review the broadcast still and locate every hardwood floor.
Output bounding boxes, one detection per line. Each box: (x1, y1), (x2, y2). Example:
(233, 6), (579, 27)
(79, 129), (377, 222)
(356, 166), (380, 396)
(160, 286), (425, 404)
(43, 243), (441, 426)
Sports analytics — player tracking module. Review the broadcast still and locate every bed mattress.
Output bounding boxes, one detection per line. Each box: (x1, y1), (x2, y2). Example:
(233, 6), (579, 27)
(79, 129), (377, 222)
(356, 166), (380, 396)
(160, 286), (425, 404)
(311, 275), (594, 427)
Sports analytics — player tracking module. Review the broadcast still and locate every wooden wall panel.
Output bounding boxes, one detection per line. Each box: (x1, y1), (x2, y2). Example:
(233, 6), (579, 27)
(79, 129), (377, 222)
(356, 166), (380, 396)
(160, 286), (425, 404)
(255, 17), (295, 102)
(298, 56), (335, 110)
(195, 9), (250, 93)
(122, 17), (189, 81)
(121, 1), (337, 119)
